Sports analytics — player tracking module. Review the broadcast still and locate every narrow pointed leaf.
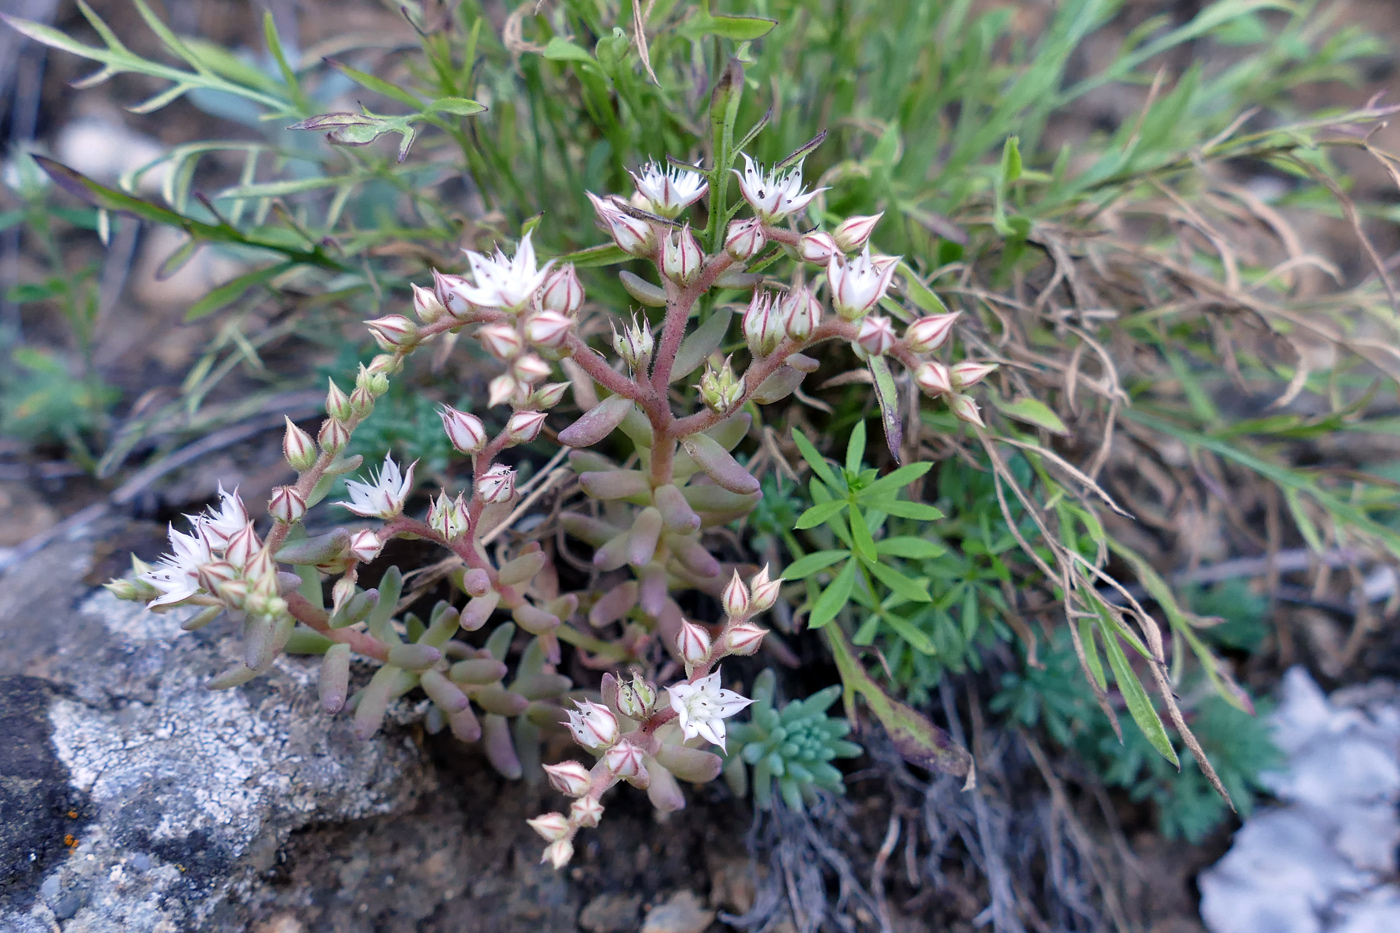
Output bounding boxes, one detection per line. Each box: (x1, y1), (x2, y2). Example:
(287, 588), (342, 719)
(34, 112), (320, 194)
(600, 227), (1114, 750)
(869, 356), (903, 462)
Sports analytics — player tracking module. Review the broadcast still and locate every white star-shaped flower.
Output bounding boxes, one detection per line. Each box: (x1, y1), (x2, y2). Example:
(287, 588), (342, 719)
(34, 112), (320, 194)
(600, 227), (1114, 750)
(828, 245), (900, 320)
(733, 154), (826, 222)
(339, 454), (416, 519)
(192, 482), (248, 549)
(140, 523), (213, 607)
(630, 161), (708, 217)
(445, 231), (553, 312)
(666, 668), (754, 752)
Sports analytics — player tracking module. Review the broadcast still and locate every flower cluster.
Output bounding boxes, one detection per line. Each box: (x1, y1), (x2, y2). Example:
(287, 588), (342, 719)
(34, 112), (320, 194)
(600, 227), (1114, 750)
(529, 566), (778, 867)
(112, 136), (996, 872)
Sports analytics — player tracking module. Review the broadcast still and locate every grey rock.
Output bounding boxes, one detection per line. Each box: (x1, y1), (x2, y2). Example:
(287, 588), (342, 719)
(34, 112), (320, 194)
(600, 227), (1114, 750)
(640, 890), (715, 933)
(579, 892), (643, 932)
(1199, 668), (1400, 933)
(0, 521), (430, 932)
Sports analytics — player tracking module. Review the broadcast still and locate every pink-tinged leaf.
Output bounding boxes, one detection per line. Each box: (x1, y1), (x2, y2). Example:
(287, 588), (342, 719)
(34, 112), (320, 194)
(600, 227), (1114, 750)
(680, 432), (759, 495)
(559, 394), (634, 447)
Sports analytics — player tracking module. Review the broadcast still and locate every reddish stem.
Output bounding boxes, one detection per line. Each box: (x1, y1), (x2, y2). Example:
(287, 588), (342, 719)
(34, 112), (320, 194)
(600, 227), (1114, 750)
(285, 590), (391, 662)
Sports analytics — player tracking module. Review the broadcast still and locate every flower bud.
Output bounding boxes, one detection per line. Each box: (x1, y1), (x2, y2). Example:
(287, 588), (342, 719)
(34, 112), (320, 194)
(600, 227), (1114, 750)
(325, 378), (352, 422)
(434, 270), (472, 318)
(949, 393), (985, 427)
(348, 529), (383, 564)
(663, 225), (704, 285)
(677, 619), (712, 668)
(412, 283), (447, 324)
(213, 577), (249, 609)
(832, 212), (882, 253)
(797, 231), (837, 264)
(612, 315), (654, 371)
(427, 491), (469, 540)
(477, 464), (516, 504)
(697, 358), (745, 415)
(721, 570), (751, 619)
(511, 353), (553, 386)
(283, 417), (317, 471)
(750, 564), (782, 612)
(366, 353), (400, 377)
(487, 374), (520, 408)
(318, 418), (349, 456)
(602, 742), (646, 779)
(542, 838), (574, 869)
(527, 812), (571, 842)
(439, 405), (487, 454)
(588, 192), (655, 256)
(530, 382), (571, 409)
(950, 360), (998, 389)
(356, 362), (391, 398)
(268, 486), (306, 524)
(565, 699), (619, 748)
(569, 796), (604, 828)
(540, 264), (584, 315)
(722, 621), (768, 656)
(854, 315), (896, 358)
(742, 292), (784, 358)
(914, 361), (952, 396)
(617, 674), (657, 720)
(905, 313), (960, 353)
(505, 409), (547, 445)
(524, 310), (572, 349)
(724, 217), (766, 261)
(225, 526), (261, 573)
(197, 560), (239, 594)
(544, 760), (593, 797)
(477, 322), (522, 361)
(105, 578), (141, 601)
(365, 314), (418, 351)
(782, 287), (822, 340)
(346, 387), (374, 421)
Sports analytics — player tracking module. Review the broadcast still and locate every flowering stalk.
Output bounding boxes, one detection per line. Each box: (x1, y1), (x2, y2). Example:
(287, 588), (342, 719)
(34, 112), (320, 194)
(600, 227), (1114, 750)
(112, 137), (996, 868)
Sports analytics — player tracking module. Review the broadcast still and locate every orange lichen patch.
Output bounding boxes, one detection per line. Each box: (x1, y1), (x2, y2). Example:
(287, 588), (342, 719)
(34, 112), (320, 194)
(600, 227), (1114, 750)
(63, 834), (78, 850)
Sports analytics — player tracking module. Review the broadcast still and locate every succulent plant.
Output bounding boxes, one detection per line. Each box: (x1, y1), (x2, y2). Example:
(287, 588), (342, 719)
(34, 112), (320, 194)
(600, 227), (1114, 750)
(724, 669), (862, 811)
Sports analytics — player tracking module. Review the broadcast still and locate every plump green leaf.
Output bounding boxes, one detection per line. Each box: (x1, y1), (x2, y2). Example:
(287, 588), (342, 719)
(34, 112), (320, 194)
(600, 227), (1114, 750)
(671, 308), (732, 383)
